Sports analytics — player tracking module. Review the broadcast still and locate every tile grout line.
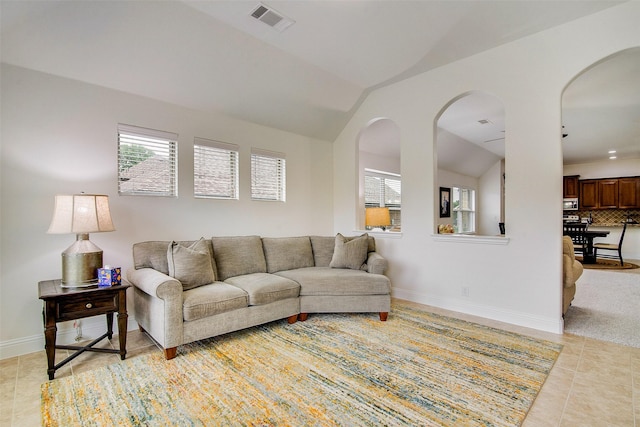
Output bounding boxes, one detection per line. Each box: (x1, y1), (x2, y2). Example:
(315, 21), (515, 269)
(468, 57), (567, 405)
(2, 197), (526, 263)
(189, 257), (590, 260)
(557, 337), (585, 426)
(633, 353), (637, 427)
(10, 357), (20, 427)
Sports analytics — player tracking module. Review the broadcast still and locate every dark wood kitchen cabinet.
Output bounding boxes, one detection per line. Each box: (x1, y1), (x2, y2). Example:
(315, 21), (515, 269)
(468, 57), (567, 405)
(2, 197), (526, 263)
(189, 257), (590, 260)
(563, 175), (579, 198)
(579, 180), (599, 209)
(598, 179), (619, 209)
(619, 177), (640, 208)
(579, 177), (640, 209)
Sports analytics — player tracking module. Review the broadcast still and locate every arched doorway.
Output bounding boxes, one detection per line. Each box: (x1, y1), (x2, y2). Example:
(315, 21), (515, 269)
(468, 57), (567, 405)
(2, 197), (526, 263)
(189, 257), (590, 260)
(561, 47), (640, 336)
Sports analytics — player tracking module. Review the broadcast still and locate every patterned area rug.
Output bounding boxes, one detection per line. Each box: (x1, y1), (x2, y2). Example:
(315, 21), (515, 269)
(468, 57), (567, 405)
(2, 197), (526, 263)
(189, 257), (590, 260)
(42, 302), (562, 426)
(577, 258), (639, 270)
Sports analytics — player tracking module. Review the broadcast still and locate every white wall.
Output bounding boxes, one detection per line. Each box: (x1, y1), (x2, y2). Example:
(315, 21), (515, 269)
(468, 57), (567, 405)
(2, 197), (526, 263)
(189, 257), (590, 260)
(563, 158), (640, 179)
(0, 64), (334, 358)
(478, 160), (504, 236)
(333, 2), (640, 334)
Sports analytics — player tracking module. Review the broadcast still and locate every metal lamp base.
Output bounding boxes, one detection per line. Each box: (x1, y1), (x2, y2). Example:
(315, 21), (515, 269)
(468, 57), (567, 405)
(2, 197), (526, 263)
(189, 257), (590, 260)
(61, 234), (103, 287)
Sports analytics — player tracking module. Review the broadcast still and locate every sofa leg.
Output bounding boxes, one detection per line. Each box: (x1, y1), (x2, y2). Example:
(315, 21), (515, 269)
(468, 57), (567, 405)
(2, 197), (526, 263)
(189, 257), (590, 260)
(379, 312), (388, 321)
(299, 313), (309, 322)
(164, 347), (177, 360)
(287, 314), (298, 324)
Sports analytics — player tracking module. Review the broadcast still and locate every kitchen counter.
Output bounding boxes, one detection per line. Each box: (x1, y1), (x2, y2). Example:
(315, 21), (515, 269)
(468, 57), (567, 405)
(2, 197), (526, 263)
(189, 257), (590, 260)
(589, 221), (639, 227)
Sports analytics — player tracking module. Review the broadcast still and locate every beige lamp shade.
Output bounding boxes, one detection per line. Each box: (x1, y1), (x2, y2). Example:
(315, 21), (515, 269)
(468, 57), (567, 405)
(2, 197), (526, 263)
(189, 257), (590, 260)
(47, 194), (115, 234)
(47, 194), (115, 286)
(365, 207), (391, 228)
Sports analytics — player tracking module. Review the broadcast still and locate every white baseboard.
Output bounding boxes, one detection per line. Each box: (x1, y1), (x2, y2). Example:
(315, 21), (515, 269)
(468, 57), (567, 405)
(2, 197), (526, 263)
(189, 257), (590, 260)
(391, 287), (563, 335)
(0, 317), (139, 360)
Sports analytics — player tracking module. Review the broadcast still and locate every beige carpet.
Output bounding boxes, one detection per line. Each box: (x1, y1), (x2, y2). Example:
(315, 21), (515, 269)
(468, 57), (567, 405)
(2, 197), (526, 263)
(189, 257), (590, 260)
(564, 266), (640, 347)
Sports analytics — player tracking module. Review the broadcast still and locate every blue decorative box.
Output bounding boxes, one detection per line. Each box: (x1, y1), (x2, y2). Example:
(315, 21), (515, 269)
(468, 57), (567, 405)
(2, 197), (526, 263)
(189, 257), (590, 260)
(98, 266), (122, 287)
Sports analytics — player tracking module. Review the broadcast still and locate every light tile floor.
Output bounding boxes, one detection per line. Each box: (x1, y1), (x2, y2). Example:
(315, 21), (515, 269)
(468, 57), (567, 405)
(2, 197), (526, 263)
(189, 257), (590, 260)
(2, 269), (639, 426)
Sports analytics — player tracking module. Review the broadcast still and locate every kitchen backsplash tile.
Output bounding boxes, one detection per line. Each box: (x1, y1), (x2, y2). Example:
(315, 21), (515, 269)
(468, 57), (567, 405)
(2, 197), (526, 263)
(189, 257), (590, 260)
(574, 208), (640, 225)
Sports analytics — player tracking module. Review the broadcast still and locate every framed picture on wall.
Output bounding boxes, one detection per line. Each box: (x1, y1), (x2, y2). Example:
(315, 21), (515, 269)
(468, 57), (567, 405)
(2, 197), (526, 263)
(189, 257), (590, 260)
(439, 187), (451, 218)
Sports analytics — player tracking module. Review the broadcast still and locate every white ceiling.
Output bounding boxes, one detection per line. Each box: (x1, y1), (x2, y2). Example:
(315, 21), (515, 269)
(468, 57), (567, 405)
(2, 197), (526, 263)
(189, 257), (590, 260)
(1, 0), (636, 167)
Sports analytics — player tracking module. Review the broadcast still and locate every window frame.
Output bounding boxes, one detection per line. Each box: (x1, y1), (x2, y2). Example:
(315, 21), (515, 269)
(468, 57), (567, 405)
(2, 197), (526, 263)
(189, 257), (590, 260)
(193, 138), (239, 200)
(452, 186), (476, 234)
(250, 148), (286, 202)
(117, 124), (178, 197)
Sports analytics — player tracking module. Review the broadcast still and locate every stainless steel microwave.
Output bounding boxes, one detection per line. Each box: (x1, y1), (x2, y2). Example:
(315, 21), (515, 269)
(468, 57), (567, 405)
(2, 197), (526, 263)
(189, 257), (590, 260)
(563, 198), (579, 210)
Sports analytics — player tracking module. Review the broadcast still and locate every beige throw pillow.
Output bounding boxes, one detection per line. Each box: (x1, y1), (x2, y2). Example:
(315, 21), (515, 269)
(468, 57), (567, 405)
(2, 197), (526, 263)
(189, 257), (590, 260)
(329, 233), (369, 270)
(167, 238), (216, 290)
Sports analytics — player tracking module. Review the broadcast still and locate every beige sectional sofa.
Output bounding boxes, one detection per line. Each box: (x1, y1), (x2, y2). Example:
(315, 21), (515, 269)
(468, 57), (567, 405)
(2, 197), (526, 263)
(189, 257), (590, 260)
(127, 234), (391, 359)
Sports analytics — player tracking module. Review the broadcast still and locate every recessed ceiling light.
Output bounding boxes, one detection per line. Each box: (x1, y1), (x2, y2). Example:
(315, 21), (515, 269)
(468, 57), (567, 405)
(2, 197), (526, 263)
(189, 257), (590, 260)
(608, 150), (617, 154)
(609, 156), (617, 160)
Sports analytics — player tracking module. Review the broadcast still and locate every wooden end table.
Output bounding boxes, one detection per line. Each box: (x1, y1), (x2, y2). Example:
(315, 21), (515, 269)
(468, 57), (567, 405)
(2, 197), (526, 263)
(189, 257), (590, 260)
(38, 279), (130, 380)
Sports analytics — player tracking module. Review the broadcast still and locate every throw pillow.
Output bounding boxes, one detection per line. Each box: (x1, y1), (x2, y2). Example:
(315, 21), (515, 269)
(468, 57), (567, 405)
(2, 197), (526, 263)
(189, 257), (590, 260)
(329, 233), (369, 270)
(167, 238), (216, 290)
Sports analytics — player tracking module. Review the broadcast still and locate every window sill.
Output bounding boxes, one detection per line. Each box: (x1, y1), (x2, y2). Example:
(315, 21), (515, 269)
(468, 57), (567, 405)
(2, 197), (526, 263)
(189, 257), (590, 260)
(432, 234), (509, 245)
(354, 230), (403, 239)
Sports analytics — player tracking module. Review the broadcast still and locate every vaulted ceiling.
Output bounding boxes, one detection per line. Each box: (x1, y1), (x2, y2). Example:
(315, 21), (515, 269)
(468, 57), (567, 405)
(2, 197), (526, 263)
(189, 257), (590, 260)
(2, 0), (635, 166)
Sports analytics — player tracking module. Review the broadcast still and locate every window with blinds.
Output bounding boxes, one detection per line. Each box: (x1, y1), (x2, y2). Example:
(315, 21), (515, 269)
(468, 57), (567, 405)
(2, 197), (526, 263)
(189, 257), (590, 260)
(118, 124), (177, 197)
(251, 149), (286, 201)
(194, 138), (239, 199)
(452, 186), (476, 233)
(364, 168), (401, 225)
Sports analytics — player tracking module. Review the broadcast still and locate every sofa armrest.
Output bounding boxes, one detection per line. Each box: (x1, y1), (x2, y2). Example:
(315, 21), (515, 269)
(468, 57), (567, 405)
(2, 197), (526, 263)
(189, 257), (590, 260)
(127, 268), (184, 351)
(127, 268), (183, 300)
(562, 254), (583, 288)
(366, 252), (388, 275)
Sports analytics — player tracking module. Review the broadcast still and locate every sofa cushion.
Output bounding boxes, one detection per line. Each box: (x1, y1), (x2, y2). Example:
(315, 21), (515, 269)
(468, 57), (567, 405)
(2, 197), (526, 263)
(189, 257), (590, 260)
(133, 240), (216, 275)
(262, 237), (314, 273)
(310, 235), (377, 267)
(309, 236), (335, 267)
(276, 267), (390, 296)
(167, 239), (216, 290)
(225, 273), (300, 306)
(329, 233), (369, 270)
(182, 282), (249, 322)
(212, 236), (267, 281)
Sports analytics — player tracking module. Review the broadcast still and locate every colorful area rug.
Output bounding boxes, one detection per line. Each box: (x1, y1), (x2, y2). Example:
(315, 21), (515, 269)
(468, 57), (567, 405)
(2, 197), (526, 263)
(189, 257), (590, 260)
(42, 301), (562, 426)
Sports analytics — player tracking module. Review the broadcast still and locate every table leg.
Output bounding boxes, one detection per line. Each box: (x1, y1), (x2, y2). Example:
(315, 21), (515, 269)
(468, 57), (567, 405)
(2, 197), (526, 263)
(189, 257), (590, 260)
(583, 236), (596, 264)
(106, 312), (114, 339)
(43, 301), (57, 380)
(117, 289), (128, 360)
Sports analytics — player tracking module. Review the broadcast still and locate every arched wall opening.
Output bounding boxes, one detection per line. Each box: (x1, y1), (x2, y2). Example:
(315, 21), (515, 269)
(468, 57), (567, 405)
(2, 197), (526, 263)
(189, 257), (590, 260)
(434, 91), (506, 237)
(356, 118), (402, 232)
(560, 47), (640, 280)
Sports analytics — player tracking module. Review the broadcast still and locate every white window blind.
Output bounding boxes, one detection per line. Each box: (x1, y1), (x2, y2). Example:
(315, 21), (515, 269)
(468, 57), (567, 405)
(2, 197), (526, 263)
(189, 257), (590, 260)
(364, 169), (401, 209)
(194, 138), (239, 199)
(118, 124), (177, 197)
(251, 149), (286, 201)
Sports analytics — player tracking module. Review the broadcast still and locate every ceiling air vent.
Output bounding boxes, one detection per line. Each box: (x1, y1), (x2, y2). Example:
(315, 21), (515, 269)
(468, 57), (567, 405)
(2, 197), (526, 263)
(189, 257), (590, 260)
(250, 3), (294, 32)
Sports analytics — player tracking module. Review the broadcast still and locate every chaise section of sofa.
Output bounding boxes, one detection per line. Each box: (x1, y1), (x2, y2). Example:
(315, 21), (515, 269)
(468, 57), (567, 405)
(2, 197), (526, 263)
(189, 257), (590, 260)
(128, 234), (391, 359)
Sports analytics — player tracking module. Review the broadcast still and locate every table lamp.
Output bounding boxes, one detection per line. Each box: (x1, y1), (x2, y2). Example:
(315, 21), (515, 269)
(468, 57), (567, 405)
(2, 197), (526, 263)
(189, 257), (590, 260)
(365, 207), (391, 231)
(47, 194), (115, 287)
